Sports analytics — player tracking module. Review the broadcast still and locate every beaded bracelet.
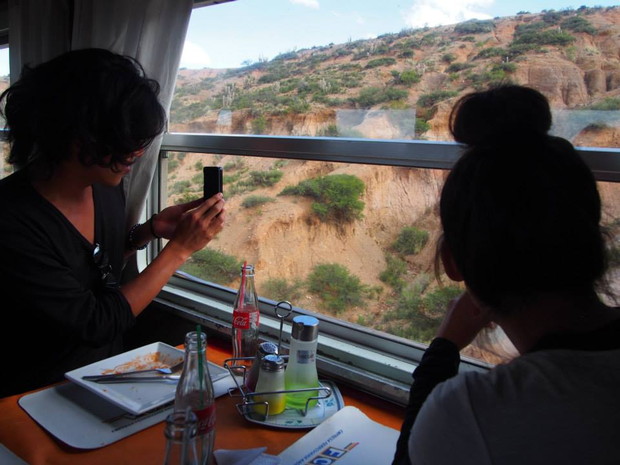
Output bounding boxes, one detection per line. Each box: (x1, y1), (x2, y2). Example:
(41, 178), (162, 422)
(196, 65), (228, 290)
(127, 223), (148, 251)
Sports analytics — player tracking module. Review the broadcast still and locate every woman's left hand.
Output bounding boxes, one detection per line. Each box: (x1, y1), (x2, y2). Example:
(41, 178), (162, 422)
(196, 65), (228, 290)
(150, 198), (207, 240)
(436, 291), (492, 350)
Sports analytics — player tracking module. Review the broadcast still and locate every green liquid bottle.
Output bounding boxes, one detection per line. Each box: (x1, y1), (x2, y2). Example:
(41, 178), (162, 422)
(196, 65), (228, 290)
(284, 316), (320, 412)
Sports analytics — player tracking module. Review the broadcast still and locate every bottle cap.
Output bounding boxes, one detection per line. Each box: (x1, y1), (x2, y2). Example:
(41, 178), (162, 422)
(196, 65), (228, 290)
(261, 354), (285, 372)
(241, 263), (255, 276)
(291, 315), (319, 341)
(257, 341), (278, 357)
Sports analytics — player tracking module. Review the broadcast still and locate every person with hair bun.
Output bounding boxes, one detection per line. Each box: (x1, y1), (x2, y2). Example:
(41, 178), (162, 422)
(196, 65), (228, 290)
(393, 85), (620, 465)
(0, 49), (226, 397)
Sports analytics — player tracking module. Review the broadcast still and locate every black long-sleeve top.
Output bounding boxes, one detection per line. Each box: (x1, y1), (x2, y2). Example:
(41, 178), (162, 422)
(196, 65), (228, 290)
(0, 169), (134, 397)
(392, 337), (460, 465)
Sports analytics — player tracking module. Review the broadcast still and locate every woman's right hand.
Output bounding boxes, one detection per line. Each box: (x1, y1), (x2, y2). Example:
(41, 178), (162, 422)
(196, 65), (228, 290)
(167, 193), (226, 257)
(436, 291), (492, 350)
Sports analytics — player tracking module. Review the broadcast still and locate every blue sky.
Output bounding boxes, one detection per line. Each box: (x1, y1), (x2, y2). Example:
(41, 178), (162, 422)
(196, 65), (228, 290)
(0, 1), (616, 76)
(181, 0), (619, 69)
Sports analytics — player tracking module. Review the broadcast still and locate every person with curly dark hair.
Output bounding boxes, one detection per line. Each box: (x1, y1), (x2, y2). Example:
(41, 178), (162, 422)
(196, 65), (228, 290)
(393, 85), (620, 465)
(0, 49), (225, 397)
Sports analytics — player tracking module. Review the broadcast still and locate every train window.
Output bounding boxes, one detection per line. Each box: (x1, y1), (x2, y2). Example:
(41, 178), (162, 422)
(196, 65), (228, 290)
(156, 1), (620, 401)
(0, 46), (9, 179)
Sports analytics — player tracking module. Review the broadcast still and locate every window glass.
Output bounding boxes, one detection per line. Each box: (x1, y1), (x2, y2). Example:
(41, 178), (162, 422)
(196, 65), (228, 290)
(164, 3), (620, 368)
(168, 153), (469, 348)
(0, 46), (10, 180)
(171, 2), (620, 146)
(164, 152), (620, 364)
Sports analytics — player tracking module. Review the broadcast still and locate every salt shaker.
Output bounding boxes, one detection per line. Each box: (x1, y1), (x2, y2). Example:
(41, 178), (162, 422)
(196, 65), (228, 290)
(253, 354), (286, 416)
(245, 341), (278, 392)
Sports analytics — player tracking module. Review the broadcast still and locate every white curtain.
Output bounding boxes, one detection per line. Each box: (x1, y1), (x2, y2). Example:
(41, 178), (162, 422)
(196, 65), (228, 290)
(71, 0), (193, 227)
(8, 0), (193, 276)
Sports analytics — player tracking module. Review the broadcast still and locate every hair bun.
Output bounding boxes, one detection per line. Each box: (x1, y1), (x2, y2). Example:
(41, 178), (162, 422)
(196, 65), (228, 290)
(449, 85), (552, 146)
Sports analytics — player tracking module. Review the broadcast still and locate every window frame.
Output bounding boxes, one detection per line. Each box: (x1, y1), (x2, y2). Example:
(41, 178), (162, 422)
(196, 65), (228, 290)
(151, 133), (620, 404)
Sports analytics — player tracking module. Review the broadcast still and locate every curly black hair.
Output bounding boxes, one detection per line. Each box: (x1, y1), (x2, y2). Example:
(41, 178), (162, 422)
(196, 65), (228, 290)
(0, 48), (166, 175)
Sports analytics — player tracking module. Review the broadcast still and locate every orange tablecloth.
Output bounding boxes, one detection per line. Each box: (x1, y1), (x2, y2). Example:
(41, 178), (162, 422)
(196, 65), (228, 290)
(0, 338), (404, 464)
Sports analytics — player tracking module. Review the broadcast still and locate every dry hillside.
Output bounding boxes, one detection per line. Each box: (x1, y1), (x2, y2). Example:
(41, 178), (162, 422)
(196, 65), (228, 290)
(167, 7), (620, 361)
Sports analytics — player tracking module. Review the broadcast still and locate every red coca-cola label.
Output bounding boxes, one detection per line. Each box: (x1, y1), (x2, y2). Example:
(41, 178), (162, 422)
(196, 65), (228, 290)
(233, 308), (259, 330)
(194, 404), (216, 435)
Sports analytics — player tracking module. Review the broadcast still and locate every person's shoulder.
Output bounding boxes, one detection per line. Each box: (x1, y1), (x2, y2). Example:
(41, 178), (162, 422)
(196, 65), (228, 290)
(439, 348), (620, 406)
(0, 170), (30, 208)
(0, 170), (44, 226)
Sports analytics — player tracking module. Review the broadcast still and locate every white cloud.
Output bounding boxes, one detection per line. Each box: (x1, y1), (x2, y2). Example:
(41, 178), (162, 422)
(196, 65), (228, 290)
(405, 0), (493, 28)
(180, 41), (211, 69)
(290, 0), (320, 9)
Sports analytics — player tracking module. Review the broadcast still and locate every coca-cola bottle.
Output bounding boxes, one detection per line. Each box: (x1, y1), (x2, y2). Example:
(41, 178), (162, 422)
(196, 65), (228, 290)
(174, 330), (215, 465)
(232, 263), (260, 375)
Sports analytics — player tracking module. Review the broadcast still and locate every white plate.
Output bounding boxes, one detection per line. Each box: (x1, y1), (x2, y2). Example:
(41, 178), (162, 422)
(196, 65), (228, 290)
(65, 342), (229, 415)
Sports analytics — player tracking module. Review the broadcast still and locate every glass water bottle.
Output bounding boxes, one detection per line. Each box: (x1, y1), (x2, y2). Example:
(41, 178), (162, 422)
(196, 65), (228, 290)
(174, 331), (216, 465)
(163, 410), (199, 465)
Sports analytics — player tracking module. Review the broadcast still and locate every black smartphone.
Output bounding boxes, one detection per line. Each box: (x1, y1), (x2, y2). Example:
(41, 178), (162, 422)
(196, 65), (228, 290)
(203, 166), (223, 199)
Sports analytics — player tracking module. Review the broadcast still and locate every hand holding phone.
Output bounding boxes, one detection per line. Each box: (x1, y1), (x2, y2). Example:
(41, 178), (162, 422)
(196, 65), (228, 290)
(203, 166), (223, 199)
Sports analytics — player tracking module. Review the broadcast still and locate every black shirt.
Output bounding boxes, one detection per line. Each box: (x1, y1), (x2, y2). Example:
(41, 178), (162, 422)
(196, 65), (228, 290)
(0, 169), (134, 397)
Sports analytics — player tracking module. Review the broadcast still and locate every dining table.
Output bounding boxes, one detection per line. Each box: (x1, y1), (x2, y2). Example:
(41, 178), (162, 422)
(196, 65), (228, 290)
(0, 337), (404, 464)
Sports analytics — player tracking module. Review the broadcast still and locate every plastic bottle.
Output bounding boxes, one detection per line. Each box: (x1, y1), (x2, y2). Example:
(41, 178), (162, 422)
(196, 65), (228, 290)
(245, 341), (278, 392)
(174, 331), (215, 465)
(284, 315), (320, 411)
(232, 264), (260, 370)
(252, 354), (286, 417)
(163, 410), (199, 465)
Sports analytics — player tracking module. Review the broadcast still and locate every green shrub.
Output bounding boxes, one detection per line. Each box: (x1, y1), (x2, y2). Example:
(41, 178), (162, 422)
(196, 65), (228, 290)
(492, 62), (517, 73)
(454, 19), (494, 34)
(179, 192), (201, 203)
(446, 62), (474, 73)
(392, 227), (429, 255)
(513, 27), (575, 46)
(379, 255), (407, 290)
(307, 263), (369, 313)
(415, 118), (430, 135)
(262, 278), (304, 302)
(241, 195), (275, 208)
(247, 170), (283, 187)
(585, 97), (620, 111)
(251, 115), (269, 134)
(223, 157), (247, 171)
(354, 86), (409, 108)
(385, 282), (461, 343)
(422, 285), (463, 314)
(394, 69), (422, 86)
(474, 47), (506, 59)
(441, 53), (456, 63)
(179, 249), (242, 285)
(542, 11), (563, 24)
(170, 180), (191, 195)
(280, 174), (365, 223)
(365, 57), (397, 69)
(417, 90), (458, 108)
(561, 16), (596, 34)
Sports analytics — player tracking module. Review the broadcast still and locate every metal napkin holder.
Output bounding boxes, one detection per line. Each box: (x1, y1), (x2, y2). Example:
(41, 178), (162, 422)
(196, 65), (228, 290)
(223, 301), (333, 422)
